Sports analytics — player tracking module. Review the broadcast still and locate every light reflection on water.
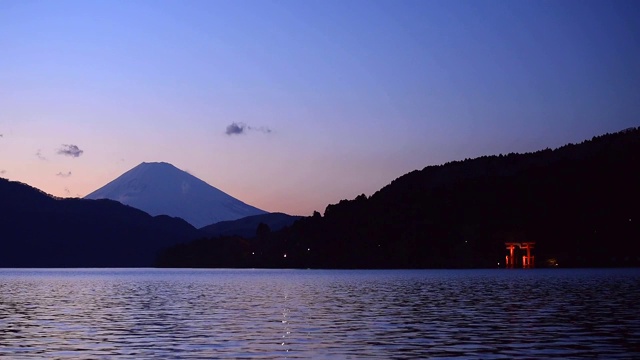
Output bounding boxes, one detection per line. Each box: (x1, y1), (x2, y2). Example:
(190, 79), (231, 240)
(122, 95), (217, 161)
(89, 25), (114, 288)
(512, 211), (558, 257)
(0, 268), (639, 359)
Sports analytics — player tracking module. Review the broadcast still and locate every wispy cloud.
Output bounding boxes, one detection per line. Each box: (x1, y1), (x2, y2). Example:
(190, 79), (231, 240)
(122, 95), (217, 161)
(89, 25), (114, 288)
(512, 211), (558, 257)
(0, 169), (6, 175)
(225, 122), (272, 136)
(56, 171), (72, 178)
(57, 144), (84, 158)
(36, 149), (47, 161)
(253, 126), (272, 134)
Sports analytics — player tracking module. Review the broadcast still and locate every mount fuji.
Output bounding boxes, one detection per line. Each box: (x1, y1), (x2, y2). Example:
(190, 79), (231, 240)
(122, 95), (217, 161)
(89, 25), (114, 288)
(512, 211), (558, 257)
(85, 162), (267, 228)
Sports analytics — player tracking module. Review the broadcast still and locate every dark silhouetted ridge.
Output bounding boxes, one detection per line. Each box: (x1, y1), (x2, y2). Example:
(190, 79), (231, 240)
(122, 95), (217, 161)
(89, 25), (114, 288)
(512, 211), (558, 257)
(200, 213), (302, 238)
(157, 127), (640, 269)
(0, 178), (201, 267)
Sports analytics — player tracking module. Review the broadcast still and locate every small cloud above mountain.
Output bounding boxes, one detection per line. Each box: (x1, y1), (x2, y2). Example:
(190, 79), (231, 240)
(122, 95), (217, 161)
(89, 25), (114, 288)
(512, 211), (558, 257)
(56, 171), (72, 178)
(57, 144), (84, 158)
(226, 122), (245, 135)
(36, 149), (47, 161)
(225, 122), (272, 136)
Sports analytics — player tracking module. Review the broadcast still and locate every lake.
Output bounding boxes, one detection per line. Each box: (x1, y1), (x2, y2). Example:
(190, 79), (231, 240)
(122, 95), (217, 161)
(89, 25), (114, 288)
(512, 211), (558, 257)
(0, 268), (639, 359)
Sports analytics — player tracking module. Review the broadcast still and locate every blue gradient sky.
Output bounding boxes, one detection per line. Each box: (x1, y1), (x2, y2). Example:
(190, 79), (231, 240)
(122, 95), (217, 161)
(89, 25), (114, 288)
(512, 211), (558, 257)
(1, 0), (639, 216)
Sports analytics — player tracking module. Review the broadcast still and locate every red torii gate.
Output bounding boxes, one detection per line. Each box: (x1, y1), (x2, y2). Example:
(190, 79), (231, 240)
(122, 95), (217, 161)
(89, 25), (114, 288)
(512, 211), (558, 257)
(505, 242), (535, 268)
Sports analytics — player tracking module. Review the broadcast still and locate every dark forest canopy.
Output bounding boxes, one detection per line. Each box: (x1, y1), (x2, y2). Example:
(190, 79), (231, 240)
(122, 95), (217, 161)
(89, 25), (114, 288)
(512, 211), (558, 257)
(199, 212), (301, 237)
(158, 127), (640, 269)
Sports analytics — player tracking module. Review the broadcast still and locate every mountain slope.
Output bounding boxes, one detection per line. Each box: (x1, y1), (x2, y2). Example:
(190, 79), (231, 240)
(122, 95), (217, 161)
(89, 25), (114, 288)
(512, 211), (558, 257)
(0, 178), (201, 267)
(312, 127), (640, 268)
(200, 212), (302, 238)
(85, 162), (266, 228)
(157, 127), (640, 269)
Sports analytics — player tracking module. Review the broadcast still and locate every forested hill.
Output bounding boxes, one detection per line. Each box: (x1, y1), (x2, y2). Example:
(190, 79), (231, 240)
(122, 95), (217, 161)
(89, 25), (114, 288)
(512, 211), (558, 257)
(158, 127), (640, 269)
(0, 179), (202, 267)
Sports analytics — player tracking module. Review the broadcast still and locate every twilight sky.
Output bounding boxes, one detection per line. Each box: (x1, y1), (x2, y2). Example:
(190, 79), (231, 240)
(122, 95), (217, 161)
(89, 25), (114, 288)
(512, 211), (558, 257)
(1, 0), (639, 216)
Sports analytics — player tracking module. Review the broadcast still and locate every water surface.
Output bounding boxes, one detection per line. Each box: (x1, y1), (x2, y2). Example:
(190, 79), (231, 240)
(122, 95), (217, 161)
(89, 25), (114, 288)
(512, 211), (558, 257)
(0, 268), (639, 359)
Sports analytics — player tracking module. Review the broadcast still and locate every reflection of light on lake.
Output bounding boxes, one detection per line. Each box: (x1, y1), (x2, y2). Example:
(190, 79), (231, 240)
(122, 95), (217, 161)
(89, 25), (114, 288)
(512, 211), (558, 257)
(282, 291), (290, 353)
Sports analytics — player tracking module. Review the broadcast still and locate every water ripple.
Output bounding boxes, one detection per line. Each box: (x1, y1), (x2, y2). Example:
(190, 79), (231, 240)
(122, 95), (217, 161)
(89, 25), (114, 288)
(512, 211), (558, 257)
(0, 268), (639, 358)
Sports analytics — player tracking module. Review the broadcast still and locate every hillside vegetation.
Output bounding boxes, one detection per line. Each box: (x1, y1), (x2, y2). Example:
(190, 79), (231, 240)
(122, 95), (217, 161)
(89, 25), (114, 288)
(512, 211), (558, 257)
(158, 127), (640, 268)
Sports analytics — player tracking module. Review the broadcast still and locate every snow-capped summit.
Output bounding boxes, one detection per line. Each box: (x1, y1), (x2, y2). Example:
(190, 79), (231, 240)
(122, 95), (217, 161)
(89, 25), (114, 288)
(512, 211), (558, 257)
(85, 162), (267, 228)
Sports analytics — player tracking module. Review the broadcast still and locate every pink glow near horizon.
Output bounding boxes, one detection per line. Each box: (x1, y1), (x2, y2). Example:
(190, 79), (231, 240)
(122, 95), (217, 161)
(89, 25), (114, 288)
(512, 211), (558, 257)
(1, 0), (638, 216)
